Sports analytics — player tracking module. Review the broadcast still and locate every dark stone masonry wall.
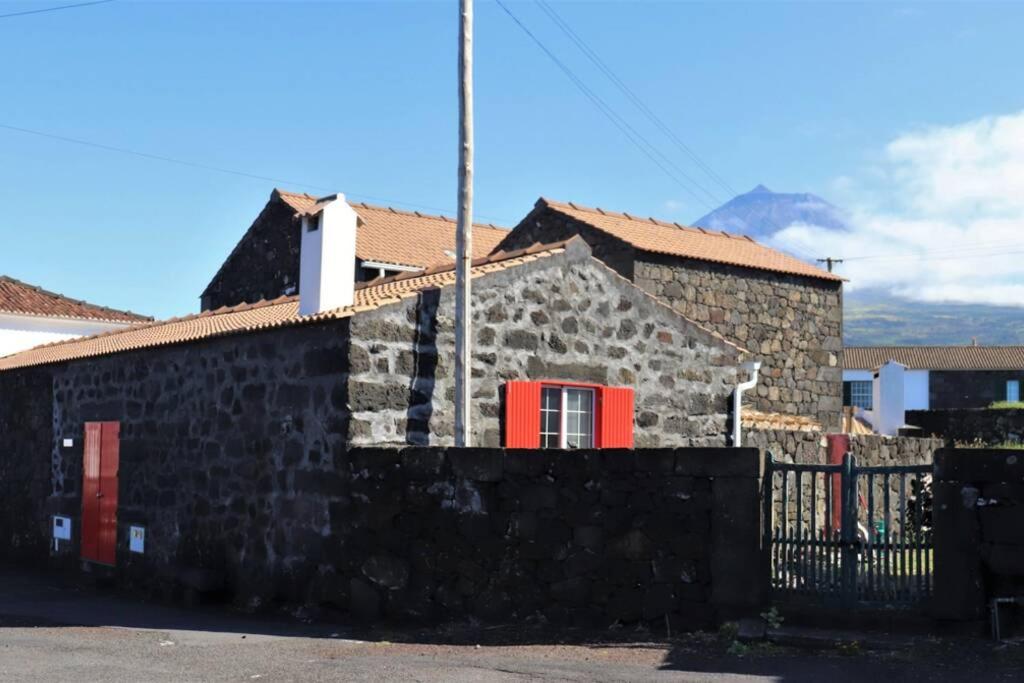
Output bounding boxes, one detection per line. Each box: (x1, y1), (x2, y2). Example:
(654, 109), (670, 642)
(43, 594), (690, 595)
(495, 205), (844, 431)
(201, 194), (304, 311)
(0, 369), (52, 562)
(933, 449), (1024, 620)
(348, 248), (741, 448)
(929, 370), (1024, 410)
(908, 408), (1024, 446)
(634, 255), (843, 431)
(29, 437), (768, 625)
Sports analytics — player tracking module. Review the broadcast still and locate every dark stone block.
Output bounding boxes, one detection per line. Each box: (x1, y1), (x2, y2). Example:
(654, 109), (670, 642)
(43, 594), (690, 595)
(450, 449), (504, 482)
(674, 448), (761, 478)
(349, 578), (381, 620)
(362, 555), (410, 590)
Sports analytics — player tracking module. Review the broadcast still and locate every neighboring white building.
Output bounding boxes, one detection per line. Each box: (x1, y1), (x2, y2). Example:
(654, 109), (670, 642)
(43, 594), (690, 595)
(0, 276), (149, 357)
(844, 345), (1024, 412)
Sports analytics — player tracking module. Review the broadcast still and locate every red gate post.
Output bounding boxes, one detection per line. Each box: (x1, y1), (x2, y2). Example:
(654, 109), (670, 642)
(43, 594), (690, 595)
(827, 433), (849, 531)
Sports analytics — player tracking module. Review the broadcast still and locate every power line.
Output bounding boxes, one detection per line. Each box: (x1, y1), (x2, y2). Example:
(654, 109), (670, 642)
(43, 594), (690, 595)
(494, 0), (720, 211)
(0, 0), (113, 20)
(534, 0), (736, 199)
(0, 123), (514, 223)
(516, 1), (819, 264)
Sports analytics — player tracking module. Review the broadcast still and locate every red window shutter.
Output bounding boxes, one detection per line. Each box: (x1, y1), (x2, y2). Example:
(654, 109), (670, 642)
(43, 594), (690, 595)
(504, 381), (542, 448)
(598, 386), (634, 448)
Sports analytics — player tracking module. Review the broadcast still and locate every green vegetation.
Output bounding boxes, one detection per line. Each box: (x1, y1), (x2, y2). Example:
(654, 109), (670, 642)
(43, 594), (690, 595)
(987, 401), (1024, 409)
(845, 291), (1024, 345)
(955, 438), (1024, 449)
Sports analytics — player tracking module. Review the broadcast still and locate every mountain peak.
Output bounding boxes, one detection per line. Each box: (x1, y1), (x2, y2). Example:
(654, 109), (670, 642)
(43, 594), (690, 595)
(693, 186), (848, 241)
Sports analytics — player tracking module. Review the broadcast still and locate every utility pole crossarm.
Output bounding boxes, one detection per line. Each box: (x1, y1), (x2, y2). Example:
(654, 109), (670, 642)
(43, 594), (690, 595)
(817, 257), (844, 273)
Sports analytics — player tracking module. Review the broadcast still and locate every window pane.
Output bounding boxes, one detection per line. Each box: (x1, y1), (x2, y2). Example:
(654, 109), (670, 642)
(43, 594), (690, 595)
(1008, 381), (1020, 403)
(540, 387), (561, 449)
(564, 388), (594, 449)
(849, 381), (872, 410)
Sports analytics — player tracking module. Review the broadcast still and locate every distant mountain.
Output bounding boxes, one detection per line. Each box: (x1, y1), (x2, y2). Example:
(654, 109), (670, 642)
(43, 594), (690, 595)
(694, 187), (1024, 346)
(694, 185), (849, 241)
(844, 289), (1024, 346)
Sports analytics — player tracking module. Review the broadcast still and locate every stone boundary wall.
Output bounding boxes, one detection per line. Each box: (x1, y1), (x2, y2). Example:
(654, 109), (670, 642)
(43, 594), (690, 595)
(0, 369), (53, 562)
(20, 446), (764, 628)
(746, 429), (943, 466)
(908, 409), (1024, 446)
(933, 448), (1024, 620)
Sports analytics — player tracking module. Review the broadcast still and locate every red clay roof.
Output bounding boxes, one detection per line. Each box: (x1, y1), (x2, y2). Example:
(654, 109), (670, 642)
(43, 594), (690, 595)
(276, 189), (508, 269)
(0, 242), (570, 372)
(538, 198), (842, 282)
(0, 276), (150, 324)
(845, 346), (1024, 371)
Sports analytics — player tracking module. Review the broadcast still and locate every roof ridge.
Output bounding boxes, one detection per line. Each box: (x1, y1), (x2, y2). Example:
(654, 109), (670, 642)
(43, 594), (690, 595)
(355, 239), (572, 291)
(537, 197), (756, 241)
(275, 188), (507, 231)
(0, 274), (152, 323)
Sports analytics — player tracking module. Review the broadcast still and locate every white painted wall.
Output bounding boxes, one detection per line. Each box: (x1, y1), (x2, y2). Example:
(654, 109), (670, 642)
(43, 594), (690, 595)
(904, 370), (930, 410)
(843, 368), (930, 411)
(874, 361), (907, 436)
(0, 313), (134, 358)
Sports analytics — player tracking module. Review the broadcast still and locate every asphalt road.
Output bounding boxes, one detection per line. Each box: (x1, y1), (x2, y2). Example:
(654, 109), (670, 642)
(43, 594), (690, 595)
(0, 566), (1020, 682)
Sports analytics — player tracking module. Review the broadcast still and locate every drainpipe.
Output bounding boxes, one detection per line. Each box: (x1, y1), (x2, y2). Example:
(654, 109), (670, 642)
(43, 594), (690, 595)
(732, 361), (761, 447)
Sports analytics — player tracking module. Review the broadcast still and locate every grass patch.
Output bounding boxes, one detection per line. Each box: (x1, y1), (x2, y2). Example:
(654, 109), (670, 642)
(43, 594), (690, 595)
(987, 401), (1024, 409)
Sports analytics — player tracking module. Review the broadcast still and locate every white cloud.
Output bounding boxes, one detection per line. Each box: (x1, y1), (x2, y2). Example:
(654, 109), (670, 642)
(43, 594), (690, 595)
(768, 111), (1024, 306)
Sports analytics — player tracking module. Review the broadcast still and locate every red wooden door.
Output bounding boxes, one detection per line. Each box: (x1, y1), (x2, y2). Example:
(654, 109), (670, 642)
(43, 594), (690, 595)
(81, 421), (120, 565)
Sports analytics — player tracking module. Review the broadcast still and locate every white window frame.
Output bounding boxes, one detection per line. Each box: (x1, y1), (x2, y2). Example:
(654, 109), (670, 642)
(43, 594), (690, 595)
(540, 385), (596, 449)
(1007, 380), (1020, 403)
(849, 380), (873, 410)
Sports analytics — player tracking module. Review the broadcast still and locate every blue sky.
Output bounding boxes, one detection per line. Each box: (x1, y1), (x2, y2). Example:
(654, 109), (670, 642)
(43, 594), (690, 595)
(2, 1), (1023, 318)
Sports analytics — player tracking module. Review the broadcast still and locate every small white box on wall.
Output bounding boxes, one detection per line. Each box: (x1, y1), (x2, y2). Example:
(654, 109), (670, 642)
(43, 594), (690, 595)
(62, 438), (74, 448)
(52, 516), (71, 541)
(129, 526), (145, 554)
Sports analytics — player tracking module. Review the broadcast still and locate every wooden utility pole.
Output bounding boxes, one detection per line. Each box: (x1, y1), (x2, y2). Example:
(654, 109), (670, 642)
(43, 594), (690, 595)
(454, 0), (474, 447)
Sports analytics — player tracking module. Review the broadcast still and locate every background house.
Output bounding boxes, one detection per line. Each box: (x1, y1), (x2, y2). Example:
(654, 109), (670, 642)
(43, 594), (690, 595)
(0, 276), (149, 357)
(844, 345), (1024, 411)
(494, 198), (845, 430)
(200, 189), (508, 312)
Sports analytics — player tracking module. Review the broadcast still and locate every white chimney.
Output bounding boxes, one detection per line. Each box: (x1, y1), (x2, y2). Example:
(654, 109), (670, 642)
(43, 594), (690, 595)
(299, 194), (359, 316)
(871, 360), (907, 436)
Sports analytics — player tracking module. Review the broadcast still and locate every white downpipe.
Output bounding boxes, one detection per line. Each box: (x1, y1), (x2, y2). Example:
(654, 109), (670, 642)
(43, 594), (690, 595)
(732, 361), (762, 447)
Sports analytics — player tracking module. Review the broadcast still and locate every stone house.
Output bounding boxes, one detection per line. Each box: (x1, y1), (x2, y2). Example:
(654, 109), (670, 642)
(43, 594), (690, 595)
(0, 190), (755, 573)
(200, 189), (509, 312)
(494, 198), (845, 430)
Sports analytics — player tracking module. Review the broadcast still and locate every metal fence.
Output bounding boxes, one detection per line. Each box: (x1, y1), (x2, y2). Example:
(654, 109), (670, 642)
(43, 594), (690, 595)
(764, 453), (933, 608)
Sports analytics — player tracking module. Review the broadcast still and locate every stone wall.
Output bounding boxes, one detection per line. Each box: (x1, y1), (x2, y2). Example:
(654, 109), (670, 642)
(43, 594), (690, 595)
(15, 439), (767, 627)
(348, 249), (741, 448)
(201, 194), (303, 311)
(929, 370), (1024, 410)
(746, 429), (942, 466)
(908, 408), (1024, 446)
(635, 254), (843, 431)
(495, 205), (844, 431)
(0, 369), (52, 563)
(933, 448), (1024, 620)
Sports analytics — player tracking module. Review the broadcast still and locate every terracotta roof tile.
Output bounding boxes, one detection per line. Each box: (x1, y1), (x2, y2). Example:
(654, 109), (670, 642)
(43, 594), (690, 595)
(538, 198), (842, 282)
(0, 242), (569, 372)
(845, 346), (1024, 371)
(277, 189), (507, 269)
(0, 276), (150, 323)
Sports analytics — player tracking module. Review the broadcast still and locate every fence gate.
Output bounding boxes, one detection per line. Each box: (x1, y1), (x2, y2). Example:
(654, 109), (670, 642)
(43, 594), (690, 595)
(763, 453), (933, 609)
